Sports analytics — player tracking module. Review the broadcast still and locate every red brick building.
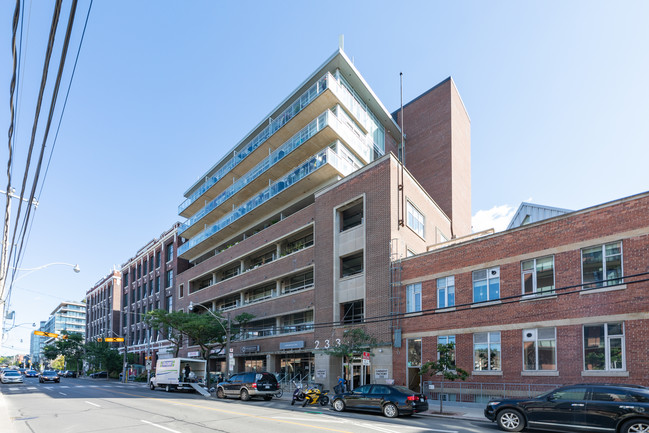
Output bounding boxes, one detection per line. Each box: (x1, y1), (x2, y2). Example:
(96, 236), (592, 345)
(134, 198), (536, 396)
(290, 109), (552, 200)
(395, 192), (649, 396)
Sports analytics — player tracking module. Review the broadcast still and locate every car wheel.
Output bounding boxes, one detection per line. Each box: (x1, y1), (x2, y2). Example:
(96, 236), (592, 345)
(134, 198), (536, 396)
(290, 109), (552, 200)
(264, 395), (272, 401)
(302, 398), (308, 407)
(621, 419), (649, 433)
(56, 380), (59, 383)
(165, 385), (171, 392)
(320, 396), (329, 406)
(497, 409), (525, 432)
(150, 382), (155, 390)
(216, 388), (225, 399)
(332, 399), (346, 412)
(383, 403), (399, 418)
(240, 389), (250, 401)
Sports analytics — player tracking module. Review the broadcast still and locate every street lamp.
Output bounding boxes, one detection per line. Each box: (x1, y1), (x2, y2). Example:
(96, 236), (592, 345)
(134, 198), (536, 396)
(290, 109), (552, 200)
(188, 301), (232, 376)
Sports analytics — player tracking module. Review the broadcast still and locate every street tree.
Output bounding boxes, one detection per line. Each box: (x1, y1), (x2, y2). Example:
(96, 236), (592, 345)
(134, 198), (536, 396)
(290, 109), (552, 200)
(419, 342), (468, 413)
(144, 310), (187, 357)
(39, 331), (84, 372)
(325, 327), (379, 390)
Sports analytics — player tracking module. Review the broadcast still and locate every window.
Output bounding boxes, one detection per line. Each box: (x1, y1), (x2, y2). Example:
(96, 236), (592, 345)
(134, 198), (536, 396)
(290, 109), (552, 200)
(166, 243), (174, 262)
(523, 328), (556, 370)
(584, 323), (625, 371)
(406, 201), (425, 238)
(473, 267), (500, 303)
(522, 256), (554, 295)
(166, 296), (172, 312)
(547, 387), (587, 401)
(438, 335), (456, 367)
(474, 332), (501, 371)
(341, 252), (363, 277)
(155, 276), (160, 293)
(340, 201), (363, 231)
(179, 284), (184, 298)
(245, 284), (275, 304)
(137, 265), (141, 279)
(407, 338), (421, 367)
(156, 251), (161, 268)
(149, 257), (154, 273)
(341, 300), (363, 324)
(437, 276), (455, 308)
(143, 282), (147, 297)
(283, 271), (313, 294)
(406, 249), (415, 257)
(406, 283), (422, 313)
(123, 272), (129, 286)
(166, 270), (173, 288)
(582, 242), (623, 288)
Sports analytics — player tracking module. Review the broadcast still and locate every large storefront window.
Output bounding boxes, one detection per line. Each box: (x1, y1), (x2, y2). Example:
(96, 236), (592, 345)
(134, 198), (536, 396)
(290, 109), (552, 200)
(584, 323), (625, 371)
(407, 338), (422, 393)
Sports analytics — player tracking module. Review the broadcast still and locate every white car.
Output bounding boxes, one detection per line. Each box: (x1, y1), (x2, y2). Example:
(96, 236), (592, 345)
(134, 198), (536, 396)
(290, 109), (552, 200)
(1, 370), (24, 384)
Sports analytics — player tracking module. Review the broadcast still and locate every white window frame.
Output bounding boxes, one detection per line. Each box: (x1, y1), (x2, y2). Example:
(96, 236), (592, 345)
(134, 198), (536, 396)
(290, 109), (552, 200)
(583, 322), (626, 371)
(406, 283), (422, 313)
(473, 331), (501, 371)
(581, 242), (623, 288)
(472, 267), (500, 303)
(406, 201), (425, 238)
(521, 256), (555, 295)
(437, 276), (455, 308)
(437, 335), (456, 365)
(522, 327), (557, 371)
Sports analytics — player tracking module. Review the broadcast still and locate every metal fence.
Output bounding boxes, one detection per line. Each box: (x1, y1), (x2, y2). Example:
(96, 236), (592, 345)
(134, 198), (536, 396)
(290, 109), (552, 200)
(422, 380), (561, 406)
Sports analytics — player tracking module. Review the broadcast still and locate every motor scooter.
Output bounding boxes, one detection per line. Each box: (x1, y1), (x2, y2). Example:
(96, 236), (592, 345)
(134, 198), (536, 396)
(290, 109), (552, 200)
(290, 381), (305, 405)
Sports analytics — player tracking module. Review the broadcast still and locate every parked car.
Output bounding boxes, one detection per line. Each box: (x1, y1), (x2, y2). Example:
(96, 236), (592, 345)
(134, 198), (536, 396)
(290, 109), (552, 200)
(330, 384), (428, 418)
(485, 383), (649, 432)
(1, 370), (24, 384)
(90, 371), (107, 378)
(215, 372), (279, 401)
(39, 370), (60, 383)
(24, 370), (39, 378)
(61, 371), (77, 378)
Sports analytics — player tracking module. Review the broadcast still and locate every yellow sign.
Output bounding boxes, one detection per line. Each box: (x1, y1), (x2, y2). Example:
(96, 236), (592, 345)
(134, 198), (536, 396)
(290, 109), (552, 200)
(33, 331), (59, 338)
(104, 337), (124, 342)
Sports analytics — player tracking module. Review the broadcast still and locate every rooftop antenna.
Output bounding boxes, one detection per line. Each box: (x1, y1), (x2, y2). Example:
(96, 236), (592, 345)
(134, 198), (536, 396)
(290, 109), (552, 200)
(339, 34), (344, 51)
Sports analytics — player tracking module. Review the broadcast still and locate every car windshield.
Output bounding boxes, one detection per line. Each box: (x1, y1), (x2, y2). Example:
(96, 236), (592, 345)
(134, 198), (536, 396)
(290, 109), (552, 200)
(43, 371), (57, 376)
(5, 371), (20, 376)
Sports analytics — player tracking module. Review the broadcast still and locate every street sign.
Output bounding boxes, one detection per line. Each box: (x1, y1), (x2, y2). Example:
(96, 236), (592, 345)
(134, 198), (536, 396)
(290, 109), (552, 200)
(34, 331), (60, 338)
(104, 337), (125, 342)
(362, 351), (371, 366)
(146, 360), (152, 370)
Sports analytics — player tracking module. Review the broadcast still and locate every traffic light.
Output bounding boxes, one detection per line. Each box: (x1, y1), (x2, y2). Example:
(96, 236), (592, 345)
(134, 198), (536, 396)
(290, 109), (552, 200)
(97, 338), (103, 342)
(34, 330), (59, 338)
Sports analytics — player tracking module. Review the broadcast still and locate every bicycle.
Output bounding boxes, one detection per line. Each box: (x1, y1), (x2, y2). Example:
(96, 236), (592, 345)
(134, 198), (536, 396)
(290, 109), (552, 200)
(274, 386), (284, 398)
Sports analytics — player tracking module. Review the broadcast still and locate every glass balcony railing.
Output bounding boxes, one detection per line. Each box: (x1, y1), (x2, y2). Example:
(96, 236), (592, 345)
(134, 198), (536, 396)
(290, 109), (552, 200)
(178, 111), (328, 235)
(178, 108), (370, 236)
(178, 75), (329, 214)
(178, 146), (357, 257)
(179, 71), (386, 215)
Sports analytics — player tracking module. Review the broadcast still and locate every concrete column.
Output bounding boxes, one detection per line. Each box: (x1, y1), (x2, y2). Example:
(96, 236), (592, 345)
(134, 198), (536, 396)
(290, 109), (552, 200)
(266, 354), (277, 375)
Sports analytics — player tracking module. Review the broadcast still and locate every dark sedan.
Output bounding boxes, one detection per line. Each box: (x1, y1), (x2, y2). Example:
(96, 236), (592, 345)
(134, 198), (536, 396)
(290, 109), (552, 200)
(39, 370), (60, 383)
(24, 370), (39, 378)
(90, 371), (107, 378)
(331, 384), (428, 418)
(485, 384), (649, 432)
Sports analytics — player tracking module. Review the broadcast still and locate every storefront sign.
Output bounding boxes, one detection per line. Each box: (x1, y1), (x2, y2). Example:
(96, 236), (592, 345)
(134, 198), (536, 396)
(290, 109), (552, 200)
(316, 369), (327, 378)
(374, 369), (389, 379)
(279, 341), (305, 350)
(241, 345), (259, 353)
(187, 351), (200, 357)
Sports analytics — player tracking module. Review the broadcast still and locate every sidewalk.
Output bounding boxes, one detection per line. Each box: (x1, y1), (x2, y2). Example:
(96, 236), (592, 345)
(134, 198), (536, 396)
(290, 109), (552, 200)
(419, 404), (485, 421)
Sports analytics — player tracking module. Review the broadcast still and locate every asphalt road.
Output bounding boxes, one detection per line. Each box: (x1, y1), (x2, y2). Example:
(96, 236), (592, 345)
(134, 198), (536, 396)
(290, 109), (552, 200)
(1, 378), (498, 433)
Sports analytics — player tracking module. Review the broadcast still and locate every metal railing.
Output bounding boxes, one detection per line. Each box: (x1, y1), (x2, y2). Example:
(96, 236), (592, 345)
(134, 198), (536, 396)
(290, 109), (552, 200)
(422, 380), (561, 406)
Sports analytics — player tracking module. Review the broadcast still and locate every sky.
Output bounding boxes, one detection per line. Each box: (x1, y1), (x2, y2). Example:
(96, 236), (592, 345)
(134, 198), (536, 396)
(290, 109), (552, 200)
(1, 0), (647, 355)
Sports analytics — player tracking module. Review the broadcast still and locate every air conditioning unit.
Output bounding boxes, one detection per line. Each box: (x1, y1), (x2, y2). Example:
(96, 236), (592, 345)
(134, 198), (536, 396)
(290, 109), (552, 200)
(523, 329), (537, 341)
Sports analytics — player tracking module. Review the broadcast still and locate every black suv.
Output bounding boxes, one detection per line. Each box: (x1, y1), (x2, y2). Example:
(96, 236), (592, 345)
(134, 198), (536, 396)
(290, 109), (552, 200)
(485, 383), (649, 432)
(216, 372), (279, 401)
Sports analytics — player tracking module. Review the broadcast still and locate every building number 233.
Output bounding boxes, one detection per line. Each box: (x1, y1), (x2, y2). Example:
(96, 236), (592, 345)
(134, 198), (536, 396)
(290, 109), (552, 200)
(314, 339), (341, 349)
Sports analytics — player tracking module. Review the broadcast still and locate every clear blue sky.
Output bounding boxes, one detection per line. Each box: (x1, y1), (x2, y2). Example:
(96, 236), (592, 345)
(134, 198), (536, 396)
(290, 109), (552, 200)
(1, 1), (647, 355)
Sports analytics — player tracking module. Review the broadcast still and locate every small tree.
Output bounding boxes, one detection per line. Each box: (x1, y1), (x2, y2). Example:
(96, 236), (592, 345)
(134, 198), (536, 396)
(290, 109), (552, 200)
(325, 328), (378, 390)
(419, 342), (468, 413)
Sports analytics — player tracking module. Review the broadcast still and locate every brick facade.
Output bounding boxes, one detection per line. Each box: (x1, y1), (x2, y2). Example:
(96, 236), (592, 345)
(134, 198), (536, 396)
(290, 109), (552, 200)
(395, 192), (649, 390)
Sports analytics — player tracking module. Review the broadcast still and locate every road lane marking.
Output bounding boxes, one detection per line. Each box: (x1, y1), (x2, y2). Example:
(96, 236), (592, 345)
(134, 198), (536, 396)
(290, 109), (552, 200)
(27, 387), (37, 390)
(141, 420), (181, 433)
(85, 401), (101, 407)
(9, 388), (19, 391)
(99, 388), (354, 433)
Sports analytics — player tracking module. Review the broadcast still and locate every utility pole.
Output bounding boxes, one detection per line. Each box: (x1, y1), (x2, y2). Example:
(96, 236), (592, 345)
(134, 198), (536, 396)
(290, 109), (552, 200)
(226, 312), (232, 376)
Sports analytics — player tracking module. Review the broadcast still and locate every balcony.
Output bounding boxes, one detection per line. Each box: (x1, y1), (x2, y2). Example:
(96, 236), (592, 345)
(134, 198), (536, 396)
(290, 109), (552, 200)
(179, 146), (357, 259)
(179, 72), (381, 218)
(178, 109), (370, 238)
